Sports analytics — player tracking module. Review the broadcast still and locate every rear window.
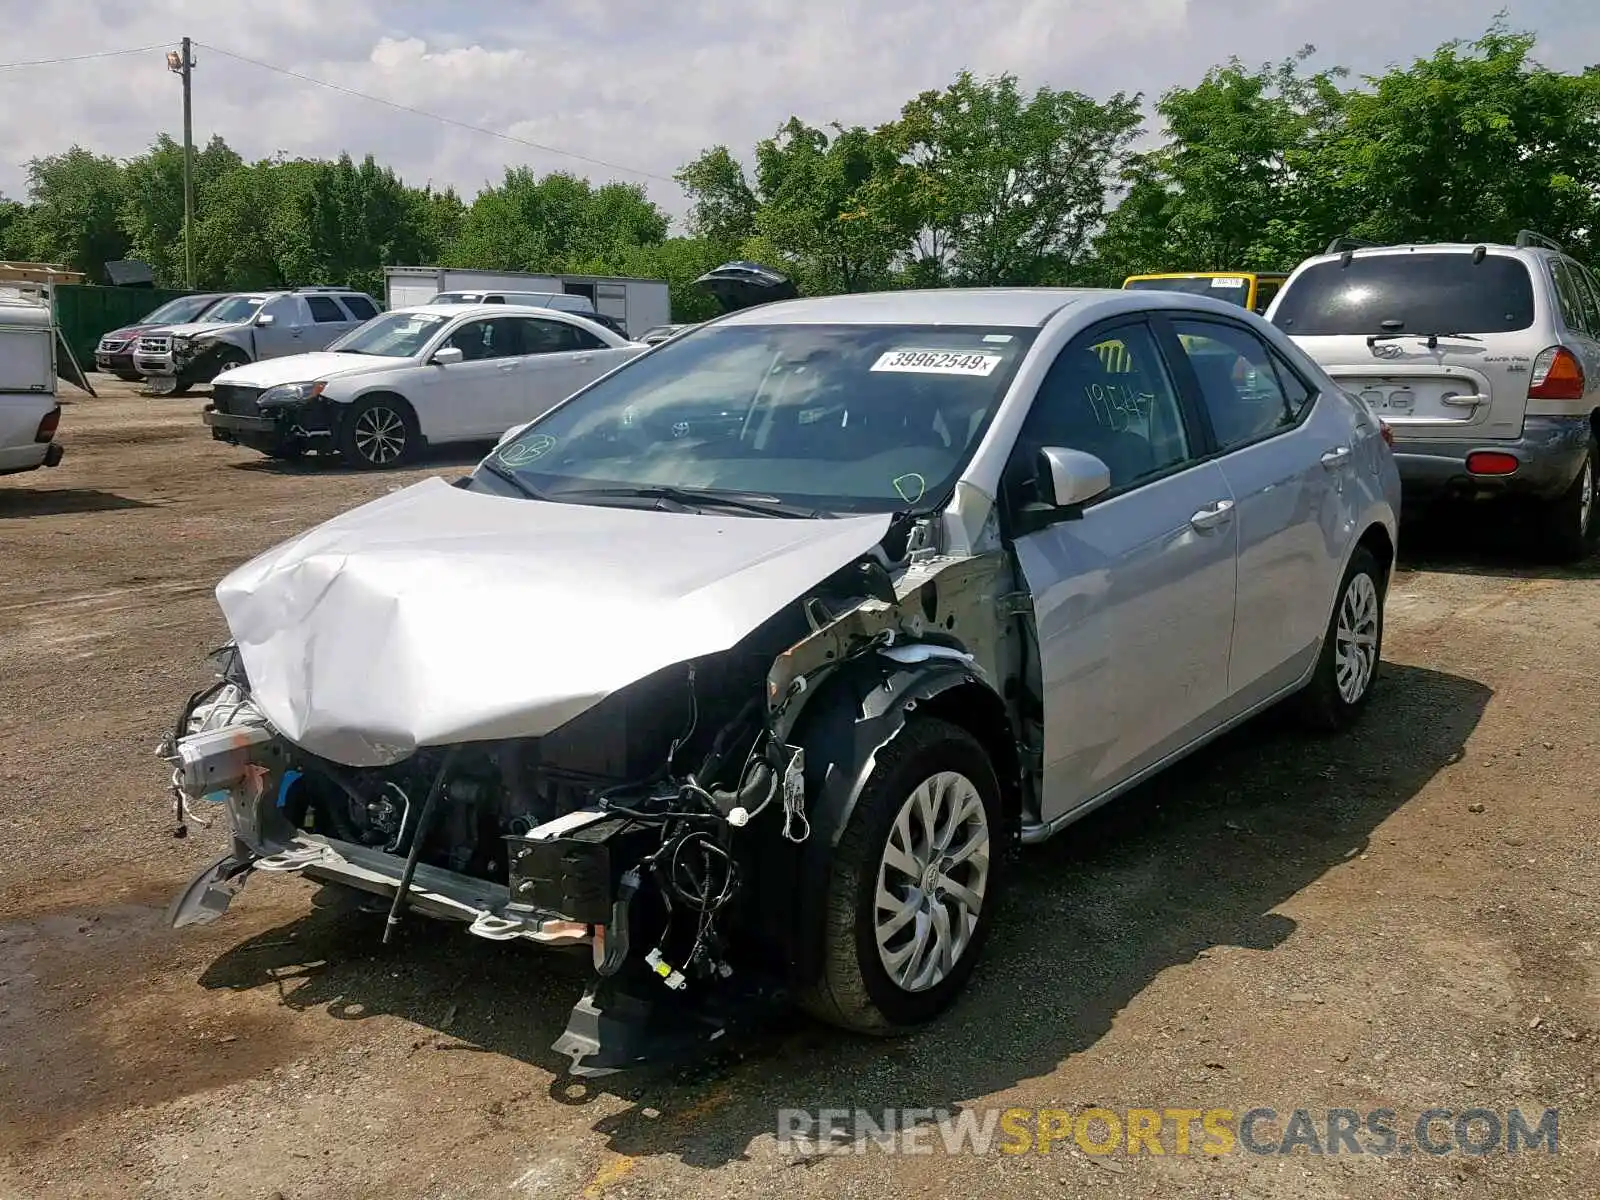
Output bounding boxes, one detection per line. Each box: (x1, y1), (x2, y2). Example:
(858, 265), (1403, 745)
(1271, 253), (1535, 336)
(1125, 276), (1251, 309)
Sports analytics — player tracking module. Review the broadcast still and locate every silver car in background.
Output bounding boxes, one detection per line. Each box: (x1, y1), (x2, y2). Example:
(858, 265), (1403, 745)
(161, 286), (1399, 1073)
(1269, 232), (1600, 559)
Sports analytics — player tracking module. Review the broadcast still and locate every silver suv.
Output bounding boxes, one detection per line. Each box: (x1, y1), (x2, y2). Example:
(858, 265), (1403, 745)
(1268, 233), (1600, 559)
(135, 287), (382, 395)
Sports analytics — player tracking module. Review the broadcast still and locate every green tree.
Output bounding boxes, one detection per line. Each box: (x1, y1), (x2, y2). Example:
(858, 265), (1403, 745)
(447, 168), (669, 273)
(878, 72), (1144, 286)
(189, 156), (324, 289)
(295, 153), (449, 294)
(15, 147), (129, 277)
(0, 195), (27, 259)
(120, 134), (244, 285)
(747, 117), (907, 294)
(1091, 49), (1347, 279)
(675, 145), (758, 254)
(1328, 22), (1600, 257)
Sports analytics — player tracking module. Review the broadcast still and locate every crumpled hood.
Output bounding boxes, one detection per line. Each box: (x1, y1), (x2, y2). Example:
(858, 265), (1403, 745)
(160, 320), (243, 338)
(216, 477), (891, 766)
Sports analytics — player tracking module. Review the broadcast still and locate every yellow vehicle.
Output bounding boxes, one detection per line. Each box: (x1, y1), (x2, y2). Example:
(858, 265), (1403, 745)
(1121, 271), (1288, 315)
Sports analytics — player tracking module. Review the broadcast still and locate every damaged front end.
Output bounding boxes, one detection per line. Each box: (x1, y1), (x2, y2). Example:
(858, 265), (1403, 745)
(160, 483), (1032, 1075)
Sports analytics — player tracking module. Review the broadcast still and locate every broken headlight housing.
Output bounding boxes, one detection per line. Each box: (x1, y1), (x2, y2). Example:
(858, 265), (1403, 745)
(258, 381), (327, 408)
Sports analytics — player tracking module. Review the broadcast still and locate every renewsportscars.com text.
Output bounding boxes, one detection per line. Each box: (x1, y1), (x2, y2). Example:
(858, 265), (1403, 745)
(776, 1106), (1560, 1158)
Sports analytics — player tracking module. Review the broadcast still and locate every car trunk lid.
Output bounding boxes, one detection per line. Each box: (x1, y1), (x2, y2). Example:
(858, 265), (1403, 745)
(1292, 339), (1527, 439)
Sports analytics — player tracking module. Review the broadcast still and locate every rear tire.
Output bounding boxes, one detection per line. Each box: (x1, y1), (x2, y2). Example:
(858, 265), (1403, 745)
(798, 717), (1004, 1034)
(338, 395), (419, 468)
(1296, 545), (1385, 732)
(1542, 436), (1598, 563)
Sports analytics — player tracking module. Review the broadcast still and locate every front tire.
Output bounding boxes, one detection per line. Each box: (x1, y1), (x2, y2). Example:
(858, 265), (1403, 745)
(799, 717), (1004, 1034)
(1542, 436), (1598, 563)
(1296, 545), (1385, 732)
(338, 395), (419, 468)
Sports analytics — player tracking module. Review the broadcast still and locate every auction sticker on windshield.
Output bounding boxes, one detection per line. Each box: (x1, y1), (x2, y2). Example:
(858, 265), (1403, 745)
(872, 349), (1003, 375)
(1211, 277), (1247, 289)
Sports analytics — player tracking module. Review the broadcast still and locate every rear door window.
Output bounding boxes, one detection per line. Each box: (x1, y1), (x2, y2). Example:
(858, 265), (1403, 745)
(341, 294), (378, 320)
(1271, 253), (1536, 336)
(1578, 267), (1600, 336)
(1171, 319), (1308, 450)
(305, 295), (347, 324)
(1554, 260), (1600, 336)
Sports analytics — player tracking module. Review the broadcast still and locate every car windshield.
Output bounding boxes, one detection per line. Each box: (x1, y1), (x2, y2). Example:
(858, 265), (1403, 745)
(142, 295), (219, 325)
(326, 312), (451, 356)
(486, 322), (1038, 514)
(1271, 253), (1536, 336)
(200, 296), (264, 323)
(1125, 276), (1252, 308)
(431, 293), (485, 304)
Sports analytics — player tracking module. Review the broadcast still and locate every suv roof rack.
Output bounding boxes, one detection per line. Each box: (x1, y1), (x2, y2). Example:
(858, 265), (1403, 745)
(292, 285), (349, 293)
(1325, 236), (1383, 255)
(1514, 229), (1564, 252)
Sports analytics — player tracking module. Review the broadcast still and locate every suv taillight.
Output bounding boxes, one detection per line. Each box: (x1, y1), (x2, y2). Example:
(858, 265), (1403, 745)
(34, 407), (60, 443)
(1528, 346), (1585, 400)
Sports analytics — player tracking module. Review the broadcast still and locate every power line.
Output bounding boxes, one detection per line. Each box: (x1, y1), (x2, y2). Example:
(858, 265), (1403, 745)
(0, 43), (173, 71)
(194, 40), (676, 185)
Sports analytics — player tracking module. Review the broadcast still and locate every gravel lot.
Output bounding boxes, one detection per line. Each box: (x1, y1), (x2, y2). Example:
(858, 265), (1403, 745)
(2, 379), (1597, 1199)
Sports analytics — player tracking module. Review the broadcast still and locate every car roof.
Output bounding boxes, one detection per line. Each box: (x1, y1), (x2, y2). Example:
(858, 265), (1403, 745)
(394, 302), (599, 320)
(714, 287), (1123, 328)
(1303, 242), (1548, 265)
(713, 286), (1279, 328)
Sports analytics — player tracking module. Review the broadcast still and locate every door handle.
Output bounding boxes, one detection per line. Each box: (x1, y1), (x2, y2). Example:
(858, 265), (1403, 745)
(497, 361), (518, 371)
(573, 354), (592, 364)
(1440, 392), (1488, 407)
(1320, 446), (1352, 469)
(1189, 499), (1235, 531)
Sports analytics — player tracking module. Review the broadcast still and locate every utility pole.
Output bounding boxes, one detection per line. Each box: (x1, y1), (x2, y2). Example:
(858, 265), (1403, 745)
(166, 39), (196, 288)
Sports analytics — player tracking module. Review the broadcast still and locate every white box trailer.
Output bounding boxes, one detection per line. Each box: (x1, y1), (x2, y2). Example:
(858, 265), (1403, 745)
(384, 267), (671, 339)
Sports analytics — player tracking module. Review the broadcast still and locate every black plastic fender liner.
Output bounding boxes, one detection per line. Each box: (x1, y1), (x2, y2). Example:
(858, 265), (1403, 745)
(166, 844), (257, 929)
(782, 655), (1011, 986)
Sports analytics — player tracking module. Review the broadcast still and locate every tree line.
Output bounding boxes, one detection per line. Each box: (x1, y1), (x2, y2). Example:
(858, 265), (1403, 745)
(2, 22), (1595, 322)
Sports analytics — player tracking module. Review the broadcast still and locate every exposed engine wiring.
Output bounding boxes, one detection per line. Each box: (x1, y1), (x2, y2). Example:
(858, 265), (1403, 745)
(664, 663), (699, 771)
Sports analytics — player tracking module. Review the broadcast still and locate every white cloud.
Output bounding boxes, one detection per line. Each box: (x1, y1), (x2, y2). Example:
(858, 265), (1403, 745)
(2, 0), (1595, 227)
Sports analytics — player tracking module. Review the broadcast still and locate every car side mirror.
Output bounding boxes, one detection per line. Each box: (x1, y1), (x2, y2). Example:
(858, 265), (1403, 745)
(255, 313), (275, 327)
(1038, 446), (1111, 515)
(432, 346), (464, 366)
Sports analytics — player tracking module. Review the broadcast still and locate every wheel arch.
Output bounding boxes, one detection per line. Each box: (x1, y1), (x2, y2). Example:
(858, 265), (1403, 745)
(1355, 519), (1396, 585)
(780, 655), (1019, 986)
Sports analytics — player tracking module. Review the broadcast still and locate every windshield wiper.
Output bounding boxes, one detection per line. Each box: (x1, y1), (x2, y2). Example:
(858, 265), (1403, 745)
(1367, 330), (1484, 348)
(556, 484), (825, 518)
(476, 457), (548, 500)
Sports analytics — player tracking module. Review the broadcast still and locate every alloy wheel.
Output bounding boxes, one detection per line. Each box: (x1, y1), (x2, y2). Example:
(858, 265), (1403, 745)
(353, 406), (407, 465)
(874, 770), (991, 993)
(1334, 572), (1380, 704)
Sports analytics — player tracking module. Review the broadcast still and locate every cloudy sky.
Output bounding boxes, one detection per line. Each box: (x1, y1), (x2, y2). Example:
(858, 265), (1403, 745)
(2, 0), (1596, 225)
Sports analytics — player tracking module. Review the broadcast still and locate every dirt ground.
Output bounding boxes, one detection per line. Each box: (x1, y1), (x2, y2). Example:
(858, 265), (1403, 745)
(1, 379), (1597, 1200)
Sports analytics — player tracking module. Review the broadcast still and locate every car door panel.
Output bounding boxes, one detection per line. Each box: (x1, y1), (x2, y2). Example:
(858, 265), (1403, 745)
(416, 317), (522, 441)
(1163, 316), (1349, 704)
(1005, 318), (1236, 824)
(1017, 460), (1238, 822)
(495, 318), (632, 432)
(251, 297), (306, 359)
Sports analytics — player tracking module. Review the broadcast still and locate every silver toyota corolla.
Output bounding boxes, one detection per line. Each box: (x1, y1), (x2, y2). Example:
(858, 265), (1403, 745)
(161, 286), (1400, 1074)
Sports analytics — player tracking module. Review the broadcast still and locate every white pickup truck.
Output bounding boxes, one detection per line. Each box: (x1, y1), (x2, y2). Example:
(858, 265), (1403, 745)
(0, 293), (68, 477)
